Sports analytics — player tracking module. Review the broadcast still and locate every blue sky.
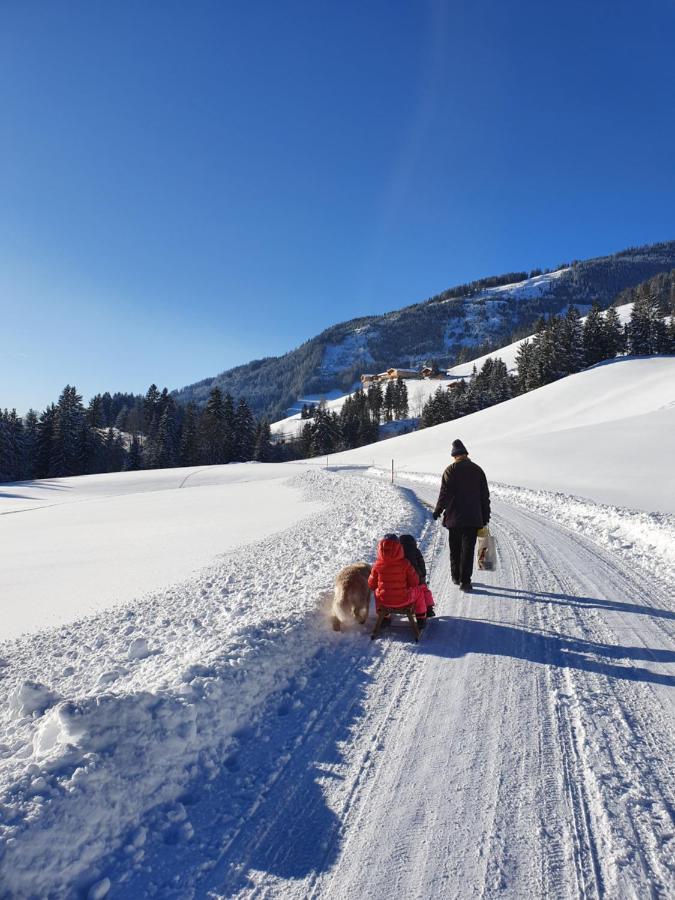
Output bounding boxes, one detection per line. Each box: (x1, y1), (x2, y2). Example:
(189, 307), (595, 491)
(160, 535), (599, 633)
(2, 0), (674, 412)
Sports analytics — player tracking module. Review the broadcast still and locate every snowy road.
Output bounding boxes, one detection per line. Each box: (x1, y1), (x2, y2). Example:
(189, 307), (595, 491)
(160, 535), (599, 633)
(110, 479), (675, 899)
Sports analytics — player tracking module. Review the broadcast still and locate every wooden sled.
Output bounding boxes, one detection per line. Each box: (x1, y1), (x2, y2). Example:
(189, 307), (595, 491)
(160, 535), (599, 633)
(370, 603), (421, 642)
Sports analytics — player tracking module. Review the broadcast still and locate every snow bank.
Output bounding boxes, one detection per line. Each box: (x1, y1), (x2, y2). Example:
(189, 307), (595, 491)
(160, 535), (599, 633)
(0, 470), (421, 898)
(387, 468), (675, 591)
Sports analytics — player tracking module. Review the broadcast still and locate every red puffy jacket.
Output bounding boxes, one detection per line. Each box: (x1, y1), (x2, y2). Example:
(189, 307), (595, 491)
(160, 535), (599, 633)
(368, 539), (419, 608)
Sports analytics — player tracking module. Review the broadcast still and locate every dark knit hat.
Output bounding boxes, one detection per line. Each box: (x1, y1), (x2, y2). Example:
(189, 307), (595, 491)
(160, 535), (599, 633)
(451, 439), (468, 457)
(383, 533), (399, 541)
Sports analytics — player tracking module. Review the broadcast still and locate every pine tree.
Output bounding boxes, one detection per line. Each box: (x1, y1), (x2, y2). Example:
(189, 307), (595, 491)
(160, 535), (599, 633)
(254, 420), (272, 461)
(22, 409), (39, 480)
(628, 292), (668, 355)
(394, 377), (409, 419)
(179, 403), (200, 467)
(602, 307), (626, 359)
(235, 398), (256, 461)
(53, 385), (86, 477)
(515, 341), (534, 393)
(126, 434), (143, 470)
(383, 380), (395, 422)
(222, 392), (237, 462)
(143, 384), (162, 439)
(582, 305), (607, 367)
(200, 387), (226, 464)
(367, 382), (383, 423)
(559, 306), (584, 375)
(155, 406), (178, 469)
(310, 407), (340, 456)
(36, 404), (57, 478)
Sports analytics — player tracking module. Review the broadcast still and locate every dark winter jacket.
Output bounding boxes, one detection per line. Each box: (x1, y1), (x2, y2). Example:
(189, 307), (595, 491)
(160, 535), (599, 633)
(433, 458), (490, 528)
(399, 534), (426, 585)
(368, 538), (419, 608)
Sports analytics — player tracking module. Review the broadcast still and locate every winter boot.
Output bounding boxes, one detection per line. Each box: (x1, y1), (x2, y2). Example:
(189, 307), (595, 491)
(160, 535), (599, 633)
(460, 582), (473, 593)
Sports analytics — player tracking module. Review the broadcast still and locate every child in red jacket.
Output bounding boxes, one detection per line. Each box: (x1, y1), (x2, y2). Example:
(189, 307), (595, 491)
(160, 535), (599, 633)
(368, 535), (419, 624)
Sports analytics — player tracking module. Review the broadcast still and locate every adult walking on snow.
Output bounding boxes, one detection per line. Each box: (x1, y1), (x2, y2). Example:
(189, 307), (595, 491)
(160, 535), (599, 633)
(432, 439), (490, 592)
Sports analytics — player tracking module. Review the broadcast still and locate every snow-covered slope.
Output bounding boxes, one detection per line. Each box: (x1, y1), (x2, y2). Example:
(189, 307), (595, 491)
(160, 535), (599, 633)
(327, 356), (675, 513)
(447, 301), (634, 377)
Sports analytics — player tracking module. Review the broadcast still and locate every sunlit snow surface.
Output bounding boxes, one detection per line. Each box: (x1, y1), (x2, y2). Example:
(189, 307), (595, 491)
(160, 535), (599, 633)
(0, 351), (673, 899)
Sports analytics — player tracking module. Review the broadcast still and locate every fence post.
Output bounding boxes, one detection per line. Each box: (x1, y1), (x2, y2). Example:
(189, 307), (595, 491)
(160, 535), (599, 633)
(391, 459), (394, 484)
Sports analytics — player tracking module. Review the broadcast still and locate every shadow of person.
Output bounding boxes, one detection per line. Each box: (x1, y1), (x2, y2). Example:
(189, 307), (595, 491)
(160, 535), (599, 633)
(418, 615), (675, 686)
(470, 583), (675, 623)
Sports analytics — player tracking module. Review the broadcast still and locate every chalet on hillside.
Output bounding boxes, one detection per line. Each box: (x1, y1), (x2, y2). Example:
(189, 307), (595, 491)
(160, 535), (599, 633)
(420, 366), (445, 379)
(362, 366), (452, 384)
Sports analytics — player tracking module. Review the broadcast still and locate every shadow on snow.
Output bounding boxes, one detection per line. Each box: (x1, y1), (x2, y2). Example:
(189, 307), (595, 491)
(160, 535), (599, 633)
(418, 612), (675, 687)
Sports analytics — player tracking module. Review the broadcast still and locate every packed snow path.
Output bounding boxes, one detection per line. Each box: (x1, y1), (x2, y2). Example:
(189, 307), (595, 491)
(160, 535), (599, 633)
(109, 479), (674, 899)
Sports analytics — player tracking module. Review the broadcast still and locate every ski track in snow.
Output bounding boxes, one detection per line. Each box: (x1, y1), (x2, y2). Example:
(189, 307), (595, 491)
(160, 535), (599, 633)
(1, 471), (674, 898)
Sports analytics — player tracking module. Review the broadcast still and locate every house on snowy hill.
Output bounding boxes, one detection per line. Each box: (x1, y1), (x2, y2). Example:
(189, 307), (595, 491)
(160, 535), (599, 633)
(420, 366), (445, 379)
(385, 368), (422, 380)
(360, 374), (378, 385)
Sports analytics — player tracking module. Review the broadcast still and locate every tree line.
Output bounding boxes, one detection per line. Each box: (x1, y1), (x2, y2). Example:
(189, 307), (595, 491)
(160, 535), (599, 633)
(289, 377), (409, 457)
(0, 384), (276, 484)
(421, 293), (674, 429)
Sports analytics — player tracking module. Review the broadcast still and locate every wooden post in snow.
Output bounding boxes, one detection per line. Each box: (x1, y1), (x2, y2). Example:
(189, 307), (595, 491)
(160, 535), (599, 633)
(391, 459), (394, 484)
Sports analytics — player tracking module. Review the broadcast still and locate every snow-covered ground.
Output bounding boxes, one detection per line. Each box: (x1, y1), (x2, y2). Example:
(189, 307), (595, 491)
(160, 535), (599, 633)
(1, 349), (673, 899)
(0, 464), (325, 638)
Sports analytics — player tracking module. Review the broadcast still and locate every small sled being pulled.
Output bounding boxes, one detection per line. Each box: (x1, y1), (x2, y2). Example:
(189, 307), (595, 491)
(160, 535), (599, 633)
(371, 603), (422, 642)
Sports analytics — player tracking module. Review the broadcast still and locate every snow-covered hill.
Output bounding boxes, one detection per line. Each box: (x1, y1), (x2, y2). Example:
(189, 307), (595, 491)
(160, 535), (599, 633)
(271, 302), (635, 440)
(328, 355), (675, 513)
(1, 353), (674, 898)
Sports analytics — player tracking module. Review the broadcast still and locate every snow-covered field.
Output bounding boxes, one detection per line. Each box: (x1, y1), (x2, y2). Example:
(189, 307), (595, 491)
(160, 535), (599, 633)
(1, 350), (674, 899)
(0, 464), (325, 639)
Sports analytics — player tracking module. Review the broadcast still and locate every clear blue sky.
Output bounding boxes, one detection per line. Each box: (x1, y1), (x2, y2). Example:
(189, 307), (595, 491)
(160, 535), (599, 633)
(2, 0), (674, 412)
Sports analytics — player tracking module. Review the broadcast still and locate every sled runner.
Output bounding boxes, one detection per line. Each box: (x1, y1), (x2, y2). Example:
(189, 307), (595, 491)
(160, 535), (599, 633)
(476, 526), (496, 570)
(371, 603), (421, 642)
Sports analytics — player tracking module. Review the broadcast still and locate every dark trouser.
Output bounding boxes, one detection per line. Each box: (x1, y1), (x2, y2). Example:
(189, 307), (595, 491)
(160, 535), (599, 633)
(448, 526), (478, 585)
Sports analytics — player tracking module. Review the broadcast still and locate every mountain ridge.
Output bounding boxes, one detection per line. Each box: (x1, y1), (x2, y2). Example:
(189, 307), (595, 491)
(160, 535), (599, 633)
(174, 239), (675, 419)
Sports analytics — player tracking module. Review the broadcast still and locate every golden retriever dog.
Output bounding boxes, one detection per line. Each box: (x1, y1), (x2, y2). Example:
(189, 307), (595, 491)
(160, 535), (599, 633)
(331, 562), (372, 631)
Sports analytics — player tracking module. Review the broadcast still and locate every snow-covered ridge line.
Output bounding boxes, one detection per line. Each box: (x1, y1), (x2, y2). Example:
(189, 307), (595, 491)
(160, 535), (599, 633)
(367, 468), (675, 589)
(0, 470), (422, 898)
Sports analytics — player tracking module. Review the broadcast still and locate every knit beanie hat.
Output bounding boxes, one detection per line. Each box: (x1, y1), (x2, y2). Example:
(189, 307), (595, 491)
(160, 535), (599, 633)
(383, 533), (399, 541)
(451, 439), (468, 457)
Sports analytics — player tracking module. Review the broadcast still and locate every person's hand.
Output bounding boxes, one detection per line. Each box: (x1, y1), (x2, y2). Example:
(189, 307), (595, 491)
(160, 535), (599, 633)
(432, 509), (441, 520)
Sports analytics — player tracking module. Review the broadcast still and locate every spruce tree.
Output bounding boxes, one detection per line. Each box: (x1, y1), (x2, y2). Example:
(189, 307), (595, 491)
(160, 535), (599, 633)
(582, 304), (606, 367)
(560, 306), (584, 375)
(235, 398), (256, 461)
(155, 407), (178, 469)
(22, 409), (39, 480)
(53, 385), (87, 477)
(200, 387), (226, 464)
(367, 382), (383, 423)
(179, 403), (200, 467)
(394, 377), (409, 419)
(254, 420), (273, 461)
(603, 307), (626, 359)
(36, 404), (57, 478)
(383, 380), (395, 422)
(126, 434), (143, 470)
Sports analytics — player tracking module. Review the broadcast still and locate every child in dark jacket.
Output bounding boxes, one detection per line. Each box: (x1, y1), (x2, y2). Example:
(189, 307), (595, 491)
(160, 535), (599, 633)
(399, 534), (436, 619)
